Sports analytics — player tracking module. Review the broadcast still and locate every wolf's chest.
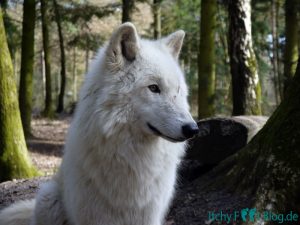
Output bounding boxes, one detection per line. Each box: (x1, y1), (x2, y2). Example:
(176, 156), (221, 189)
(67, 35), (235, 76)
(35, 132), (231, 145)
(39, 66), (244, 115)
(83, 142), (183, 207)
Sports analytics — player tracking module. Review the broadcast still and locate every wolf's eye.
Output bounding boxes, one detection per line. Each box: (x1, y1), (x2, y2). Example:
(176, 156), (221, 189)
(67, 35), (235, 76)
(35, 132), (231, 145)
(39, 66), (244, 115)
(148, 84), (160, 93)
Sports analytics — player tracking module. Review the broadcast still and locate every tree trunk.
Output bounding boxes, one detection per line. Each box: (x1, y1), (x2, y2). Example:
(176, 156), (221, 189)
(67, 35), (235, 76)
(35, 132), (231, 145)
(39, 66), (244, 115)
(212, 55), (300, 224)
(228, 0), (262, 116)
(276, 0), (283, 99)
(197, 0), (216, 119)
(0, 8), (38, 182)
(13, 49), (18, 80)
(283, 0), (299, 97)
(122, 0), (134, 23)
(271, 0), (280, 105)
(73, 47), (77, 102)
(40, 50), (45, 101)
(53, 0), (66, 113)
(18, 0), (36, 137)
(85, 38), (90, 74)
(40, 0), (53, 118)
(0, 1), (8, 9)
(152, 0), (161, 39)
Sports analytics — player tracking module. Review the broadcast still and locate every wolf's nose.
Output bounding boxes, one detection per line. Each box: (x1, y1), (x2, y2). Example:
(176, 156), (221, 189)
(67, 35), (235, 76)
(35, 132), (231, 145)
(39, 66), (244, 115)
(182, 123), (199, 139)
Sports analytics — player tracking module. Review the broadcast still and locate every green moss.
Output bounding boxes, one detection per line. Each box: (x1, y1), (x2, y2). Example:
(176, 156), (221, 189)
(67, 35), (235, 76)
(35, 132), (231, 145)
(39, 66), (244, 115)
(247, 47), (262, 115)
(0, 9), (39, 182)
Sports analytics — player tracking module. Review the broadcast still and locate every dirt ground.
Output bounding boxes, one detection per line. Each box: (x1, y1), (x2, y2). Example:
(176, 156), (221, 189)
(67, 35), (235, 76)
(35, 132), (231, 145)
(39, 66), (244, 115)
(0, 117), (253, 225)
(27, 116), (71, 175)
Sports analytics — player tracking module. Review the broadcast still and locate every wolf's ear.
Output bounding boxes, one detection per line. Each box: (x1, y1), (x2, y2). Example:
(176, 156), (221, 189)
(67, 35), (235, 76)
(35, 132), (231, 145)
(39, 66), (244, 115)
(162, 30), (185, 59)
(106, 23), (140, 70)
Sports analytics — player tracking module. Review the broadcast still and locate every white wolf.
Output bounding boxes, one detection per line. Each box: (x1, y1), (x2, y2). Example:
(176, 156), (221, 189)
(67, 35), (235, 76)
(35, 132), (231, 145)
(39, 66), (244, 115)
(0, 22), (198, 225)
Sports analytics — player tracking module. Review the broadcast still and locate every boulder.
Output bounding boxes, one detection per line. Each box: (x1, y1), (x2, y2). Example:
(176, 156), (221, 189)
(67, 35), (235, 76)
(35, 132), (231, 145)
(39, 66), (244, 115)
(186, 116), (268, 165)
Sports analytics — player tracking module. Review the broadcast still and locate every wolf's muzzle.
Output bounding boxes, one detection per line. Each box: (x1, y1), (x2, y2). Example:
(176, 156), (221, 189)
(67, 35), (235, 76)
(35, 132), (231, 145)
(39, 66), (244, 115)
(182, 123), (199, 139)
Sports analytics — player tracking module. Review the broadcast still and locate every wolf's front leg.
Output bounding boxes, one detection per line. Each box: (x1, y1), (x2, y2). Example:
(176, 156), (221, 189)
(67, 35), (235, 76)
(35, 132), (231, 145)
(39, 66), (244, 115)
(30, 180), (69, 225)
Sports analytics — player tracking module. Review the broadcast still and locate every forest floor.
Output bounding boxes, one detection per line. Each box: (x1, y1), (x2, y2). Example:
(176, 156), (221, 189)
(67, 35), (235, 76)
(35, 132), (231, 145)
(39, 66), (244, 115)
(0, 116), (253, 225)
(27, 116), (71, 175)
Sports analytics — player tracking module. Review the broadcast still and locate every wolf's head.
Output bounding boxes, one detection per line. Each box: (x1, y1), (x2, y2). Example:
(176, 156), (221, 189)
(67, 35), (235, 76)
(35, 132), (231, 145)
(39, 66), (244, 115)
(83, 23), (198, 142)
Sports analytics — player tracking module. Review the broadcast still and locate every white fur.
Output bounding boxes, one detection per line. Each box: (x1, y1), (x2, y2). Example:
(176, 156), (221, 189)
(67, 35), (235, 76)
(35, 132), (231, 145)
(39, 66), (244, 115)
(0, 23), (196, 225)
(0, 200), (35, 225)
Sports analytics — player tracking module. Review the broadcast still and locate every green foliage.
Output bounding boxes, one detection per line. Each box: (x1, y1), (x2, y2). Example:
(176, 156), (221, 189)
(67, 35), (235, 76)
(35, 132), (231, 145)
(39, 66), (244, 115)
(68, 32), (105, 51)
(161, 0), (200, 62)
(57, 1), (120, 58)
(60, 2), (121, 24)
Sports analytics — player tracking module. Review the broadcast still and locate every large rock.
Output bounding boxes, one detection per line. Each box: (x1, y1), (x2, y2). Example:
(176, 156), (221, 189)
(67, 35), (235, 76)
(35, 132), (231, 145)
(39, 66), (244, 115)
(186, 116), (268, 165)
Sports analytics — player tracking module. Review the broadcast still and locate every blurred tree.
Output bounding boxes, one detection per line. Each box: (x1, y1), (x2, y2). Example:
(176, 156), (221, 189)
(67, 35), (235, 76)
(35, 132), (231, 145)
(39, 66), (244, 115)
(0, 0), (21, 61)
(283, 0), (299, 97)
(122, 0), (134, 22)
(19, 0), (36, 137)
(275, 0), (284, 99)
(152, 0), (162, 39)
(40, 0), (54, 117)
(213, 54), (300, 224)
(0, 0), (7, 8)
(198, 0), (217, 119)
(53, 0), (66, 113)
(252, 0), (284, 114)
(271, 0), (280, 105)
(228, 0), (262, 115)
(215, 2), (232, 115)
(0, 8), (38, 182)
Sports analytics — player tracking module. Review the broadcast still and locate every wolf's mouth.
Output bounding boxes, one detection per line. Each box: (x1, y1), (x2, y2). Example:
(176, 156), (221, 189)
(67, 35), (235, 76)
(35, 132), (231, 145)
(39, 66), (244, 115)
(147, 123), (185, 142)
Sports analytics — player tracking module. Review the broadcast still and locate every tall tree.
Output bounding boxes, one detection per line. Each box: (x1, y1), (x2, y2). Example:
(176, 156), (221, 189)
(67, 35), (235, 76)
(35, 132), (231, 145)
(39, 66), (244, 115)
(1, 0), (21, 78)
(0, 0), (7, 9)
(197, 0), (217, 119)
(152, 0), (162, 39)
(53, 0), (66, 113)
(276, 0), (284, 99)
(213, 54), (300, 225)
(283, 0), (299, 97)
(271, 0), (280, 105)
(122, 0), (134, 23)
(19, 0), (36, 137)
(0, 8), (38, 182)
(228, 0), (262, 115)
(40, 0), (53, 117)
